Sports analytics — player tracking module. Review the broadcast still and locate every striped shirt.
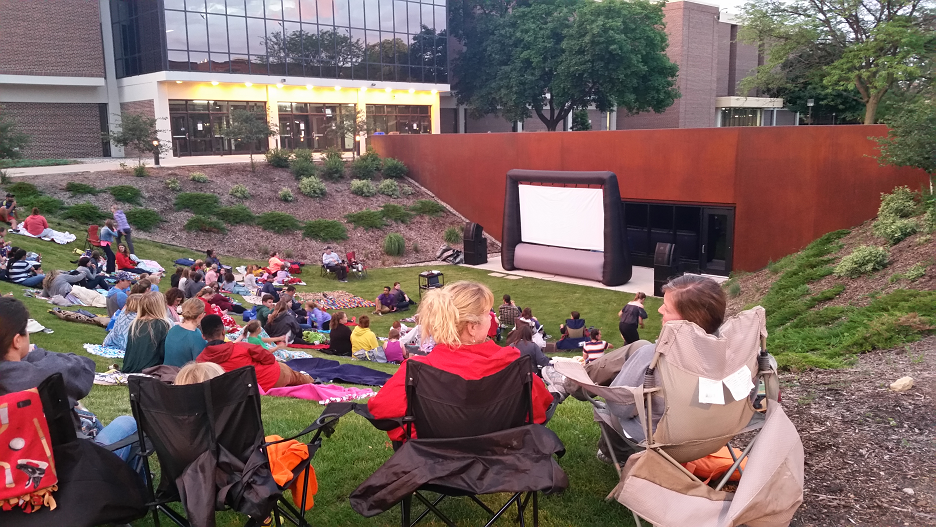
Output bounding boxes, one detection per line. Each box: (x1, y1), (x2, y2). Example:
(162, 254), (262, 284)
(7, 260), (37, 283)
(113, 210), (130, 231)
(582, 340), (609, 363)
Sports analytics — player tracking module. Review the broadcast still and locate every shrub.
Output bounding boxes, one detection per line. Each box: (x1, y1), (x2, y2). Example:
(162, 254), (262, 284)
(64, 182), (99, 195)
(834, 245), (889, 278)
(410, 199), (446, 217)
(108, 185), (142, 204)
(400, 183), (415, 196)
(229, 184), (250, 200)
(298, 176), (327, 198)
(124, 207), (163, 231)
(345, 209), (386, 230)
(443, 226), (462, 245)
(321, 157), (345, 181)
(904, 263), (927, 281)
(412, 241), (420, 253)
(726, 280), (742, 298)
(284, 249), (294, 259)
(216, 204), (255, 225)
(381, 203), (414, 224)
(350, 179), (376, 197)
(133, 164), (149, 177)
(18, 195), (63, 215)
(4, 182), (40, 197)
(290, 158), (318, 180)
(382, 158), (408, 179)
(349, 156), (377, 180)
(323, 147), (343, 162)
(302, 219), (348, 241)
(265, 148), (291, 168)
(359, 147), (382, 173)
(256, 211), (301, 233)
(873, 216), (917, 245)
(377, 179), (400, 198)
(293, 148), (314, 163)
(165, 177), (182, 191)
(278, 187), (295, 202)
(174, 192), (220, 215)
(383, 233), (405, 256)
(184, 215), (227, 234)
(878, 186), (917, 219)
(189, 172), (209, 183)
(62, 202), (108, 224)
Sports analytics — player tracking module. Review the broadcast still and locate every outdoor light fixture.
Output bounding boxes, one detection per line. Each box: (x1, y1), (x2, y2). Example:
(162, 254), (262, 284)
(211, 81), (219, 86)
(152, 140), (160, 166)
(334, 86), (341, 91)
(408, 88), (415, 94)
(431, 89), (437, 94)
(276, 83), (284, 88)
(306, 84), (314, 90)
(244, 82), (252, 87)
(176, 80), (182, 83)
(360, 87), (367, 92)
(385, 87), (392, 93)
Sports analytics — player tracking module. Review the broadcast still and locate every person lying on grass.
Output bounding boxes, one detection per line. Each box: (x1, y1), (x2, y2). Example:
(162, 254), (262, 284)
(197, 314), (316, 390)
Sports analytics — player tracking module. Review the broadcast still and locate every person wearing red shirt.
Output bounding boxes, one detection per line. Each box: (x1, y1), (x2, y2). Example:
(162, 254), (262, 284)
(115, 243), (146, 274)
(196, 314), (315, 391)
(368, 281), (553, 442)
(21, 208), (51, 237)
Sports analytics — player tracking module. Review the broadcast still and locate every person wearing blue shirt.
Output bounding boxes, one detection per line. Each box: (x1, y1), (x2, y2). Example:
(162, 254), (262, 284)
(163, 298), (207, 367)
(305, 301), (332, 330)
(105, 272), (133, 317)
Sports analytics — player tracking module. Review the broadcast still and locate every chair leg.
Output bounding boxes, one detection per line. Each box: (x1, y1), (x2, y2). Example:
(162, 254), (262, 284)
(468, 494), (496, 515)
(413, 492), (456, 527)
(632, 510), (644, 527)
(533, 492), (539, 527)
(401, 494), (412, 527)
(483, 493), (523, 527)
(715, 436), (757, 491)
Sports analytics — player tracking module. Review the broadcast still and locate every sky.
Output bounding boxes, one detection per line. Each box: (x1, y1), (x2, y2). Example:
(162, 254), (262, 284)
(693, 0), (748, 13)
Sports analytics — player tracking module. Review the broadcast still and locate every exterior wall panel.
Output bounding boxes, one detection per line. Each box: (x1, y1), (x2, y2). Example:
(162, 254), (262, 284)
(0, 103), (103, 158)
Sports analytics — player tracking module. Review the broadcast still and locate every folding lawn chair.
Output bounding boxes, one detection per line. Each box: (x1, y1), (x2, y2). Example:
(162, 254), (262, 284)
(83, 225), (102, 252)
(555, 307), (804, 527)
(128, 366), (354, 527)
(350, 355), (568, 526)
(3, 374), (148, 527)
(346, 251), (367, 279)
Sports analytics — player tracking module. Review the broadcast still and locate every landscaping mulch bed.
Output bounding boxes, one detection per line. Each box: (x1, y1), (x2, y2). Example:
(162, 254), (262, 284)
(785, 335), (936, 526)
(25, 163), (500, 267)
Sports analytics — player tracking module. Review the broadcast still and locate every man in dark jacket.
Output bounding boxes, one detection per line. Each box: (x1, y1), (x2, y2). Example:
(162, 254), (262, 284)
(184, 271), (206, 298)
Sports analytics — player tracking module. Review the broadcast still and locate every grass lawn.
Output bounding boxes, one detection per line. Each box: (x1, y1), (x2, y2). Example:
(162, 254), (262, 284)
(4, 217), (651, 527)
(0, 158), (80, 169)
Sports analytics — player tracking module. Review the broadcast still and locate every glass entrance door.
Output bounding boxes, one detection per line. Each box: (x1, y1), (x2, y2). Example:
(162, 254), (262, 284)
(188, 114), (212, 154)
(701, 208), (734, 274)
(170, 114), (189, 156)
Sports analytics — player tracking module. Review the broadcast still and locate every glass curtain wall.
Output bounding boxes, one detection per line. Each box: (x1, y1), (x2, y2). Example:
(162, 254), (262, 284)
(169, 100), (267, 156)
(111, 0), (165, 78)
(277, 102), (348, 150)
(366, 104), (430, 134)
(160, 0), (448, 83)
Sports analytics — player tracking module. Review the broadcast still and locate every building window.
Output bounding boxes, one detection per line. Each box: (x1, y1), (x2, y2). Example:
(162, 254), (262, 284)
(366, 104), (431, 135)
(719, 108), (762, 127)
(277, 103), (355, 151)
(111, 0), (165, 78)
(169, 99), (267, 156)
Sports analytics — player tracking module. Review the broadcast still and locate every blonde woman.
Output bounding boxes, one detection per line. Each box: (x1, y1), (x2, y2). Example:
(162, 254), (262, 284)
(163, 298), (208, 367)
(103, 293), (143, 350)
(368, 281), (555, 442)
(122, 291), (172, 373)
(175, 361), (225, 385)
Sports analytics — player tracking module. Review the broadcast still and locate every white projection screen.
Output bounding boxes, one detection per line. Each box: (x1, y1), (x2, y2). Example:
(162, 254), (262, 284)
(518, 184), (605, 251)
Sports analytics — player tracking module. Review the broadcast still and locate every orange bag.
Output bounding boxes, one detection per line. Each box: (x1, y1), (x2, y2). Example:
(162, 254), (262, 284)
(682, 446), (748, 484)
(265, 435), (317, 511)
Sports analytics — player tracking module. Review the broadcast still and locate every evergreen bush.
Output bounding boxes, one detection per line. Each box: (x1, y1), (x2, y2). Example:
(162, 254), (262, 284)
(293, 148), (315, 163)
(18, 195), (63, 215)
(345, 209), (386, 230)
(323, 147), (343, 162)
(350, 179), (376, 197)
(133, 164), (149, 177)
(184, 215), (227, 234)
(443, 226), (461, 245)
(125, 208), (163, 231)
(64, 182), (99, 195)
(834, 245), (889, 278)
(878, 186), (917, 219)
(290, 158), (318, 180)
(216, 204), (256, 225)
(381, 203), (414, 223)
(381, 158), (408, 179)
(321, 157), (345, 181)
(256, 211), (301, 233)
(4, 182), (39, 196)
(165, 177), (182, 191)
(174, 192), (220, 215)
(108, 185), (142, 205)
(360, 147), (382, 173)
(229, 184), (250, 199)
(410, 199), (445, 217)
(298, 176), (327, 198)
(302, 219), (348, 241)
(349, 156), (377, 180)
(62, 202), (108, 224)
(278, 187), (295, 202)
(265, 148), (291, 168)
(377, 179), (400, 198)
(400, 183), (415, 196)
(873, 216), (917, 245)
(189, 172), (209, 183)
(383, 233), (405, 256)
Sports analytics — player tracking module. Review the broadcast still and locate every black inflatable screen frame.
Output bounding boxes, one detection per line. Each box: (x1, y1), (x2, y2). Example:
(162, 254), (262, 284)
(501, 169), (632, 286)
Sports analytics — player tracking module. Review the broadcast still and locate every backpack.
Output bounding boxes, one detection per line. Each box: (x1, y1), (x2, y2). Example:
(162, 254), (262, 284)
(0, 388), (59, 513)
(289, 263), (301, 275)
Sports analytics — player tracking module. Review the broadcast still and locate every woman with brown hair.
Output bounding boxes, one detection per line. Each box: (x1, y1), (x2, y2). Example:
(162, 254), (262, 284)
(324, 311), (352, 356)
(115, 243), (145, 274)
(617, 292), (649, 344)
(164, 287), (185, 324)
(504, 324), (550, 372)
(368, 281), (555, 442)
(265, 298), (308, 345)
(163, 298), (207, 367)
(122, 291), (172, 373)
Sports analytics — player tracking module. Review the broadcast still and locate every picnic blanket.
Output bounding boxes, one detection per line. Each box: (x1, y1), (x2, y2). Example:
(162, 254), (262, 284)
(260, 383), (375, 404)
(296, 291), (376, 310)
(11, 227), (77, 244)
(83, 343), (126, 359)
(241, 295), (264, 305)
(285, 357), (392, 386)
(94, 371), (131, 385)
(288, 344), (330, 350)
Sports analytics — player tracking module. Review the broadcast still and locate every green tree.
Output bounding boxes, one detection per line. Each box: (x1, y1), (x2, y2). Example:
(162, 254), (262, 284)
(223, 109), (278, 172)
(409, 26), (448, 82)
(326, 107), (370, 157)
(571, 109), (592, 131)
(0, 113), (29, 159)
(739, 0), (934, 124)
(104, 113), (169, 166)
(876, 99), (936, 192)
(451, 0), (678, 131)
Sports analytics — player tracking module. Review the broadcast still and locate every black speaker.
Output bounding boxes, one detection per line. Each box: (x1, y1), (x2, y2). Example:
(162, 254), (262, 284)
(653, 242), (680, 297)
(463, 222), (488, 265)
(464, 222), (483, 242)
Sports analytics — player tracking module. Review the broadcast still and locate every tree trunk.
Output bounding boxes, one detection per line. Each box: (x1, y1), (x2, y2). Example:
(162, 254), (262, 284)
(248, 147), (255, 173)
(863, 98), (879, 125)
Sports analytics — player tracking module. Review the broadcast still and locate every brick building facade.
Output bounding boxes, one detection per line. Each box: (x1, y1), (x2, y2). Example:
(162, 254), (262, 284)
(0, 103), (105, 159)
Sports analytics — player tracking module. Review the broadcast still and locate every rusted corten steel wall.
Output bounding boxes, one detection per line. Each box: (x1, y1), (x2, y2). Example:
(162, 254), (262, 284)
(372, 126), (928, 272)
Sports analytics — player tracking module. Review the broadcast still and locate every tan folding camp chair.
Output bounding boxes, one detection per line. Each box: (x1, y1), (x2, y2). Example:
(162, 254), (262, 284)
(556, 307), (804, 527)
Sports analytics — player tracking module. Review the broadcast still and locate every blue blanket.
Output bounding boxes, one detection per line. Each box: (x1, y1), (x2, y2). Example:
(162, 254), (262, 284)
(285, 358), (392, 386)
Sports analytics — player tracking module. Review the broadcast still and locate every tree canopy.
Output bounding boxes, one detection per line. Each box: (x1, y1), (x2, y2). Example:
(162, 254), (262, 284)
(0, 114), (29, 160)
(451, 0), (679, 131)
(223, 109), (277, 171)
(739, 0), (935, 124)
(104, 113), (169, 166)
(876, 99), (936, 191)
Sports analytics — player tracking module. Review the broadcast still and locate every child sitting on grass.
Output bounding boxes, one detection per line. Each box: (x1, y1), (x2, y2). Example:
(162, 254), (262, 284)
(385, 328), (404, 363)
(205, 264), (219, 286)
(241, 320), (287, 350)
(581, 328), (609, 364)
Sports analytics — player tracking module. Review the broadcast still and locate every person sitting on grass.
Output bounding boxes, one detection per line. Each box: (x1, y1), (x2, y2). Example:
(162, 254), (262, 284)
(165, 286), (184, 324)
(221, 272), (251, 296)
(103, 293), (142, 350)
(41, 269), (88, 300)
(115, 243), (145, 274)
(258, 278), (281, 302)
(184, 271), (206, 299)
(351, 315), (384, 361)
(205, 264), (219, 286)
(268, 251), (286, 274)
(240, 319), (287, 350)
(265, 298), (309, 345)
(105, 272), (134, 317)
(324, 312), (352, 356)
(391, 282), (413, 311)
(205, 249), (222, 269)
(170, 267), (184, 288)
(243, 266), (259, 290)
(373, 286), (397, 316)
(197, 314), (316, 391)
(177, 268), (191, 294)
(256, 294), (275, 328)
(505, 324), (550, 372)
(368, 281), (554, 442)
(6, 248), (45, 287)
(305, 300), (331, 331)
(581, 328), (609, 364)
(76, 256), (111, 291)
(498, 294), (521, 330)
(21, 207), (52, 238)
(122, 291), (172, 373)
(2, 193), (18, 230)
(163, 298), (208, 367)
(0, 297), (139, 463)
(322, 246), (348, 282)
(384, 328), (404, 363)
(557, 311), (589, 350)
(281, 285), (306, 318)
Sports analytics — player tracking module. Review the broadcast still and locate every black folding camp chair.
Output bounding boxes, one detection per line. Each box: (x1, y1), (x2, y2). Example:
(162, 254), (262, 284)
(128, 366), (352, 527)
(350, 356), (568, 527)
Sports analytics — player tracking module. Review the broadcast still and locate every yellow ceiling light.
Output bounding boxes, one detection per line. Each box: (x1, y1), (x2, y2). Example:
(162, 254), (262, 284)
(244, 82), (252, 87)
(334, 86), (341, 91)
(306, 84), (314, 90)
(211, 81), (219, 86)
(408, 88), (415, 94)
(385, 87), (392, 93)
(276, 83), (284, 88)
(175, 80), (183, 84)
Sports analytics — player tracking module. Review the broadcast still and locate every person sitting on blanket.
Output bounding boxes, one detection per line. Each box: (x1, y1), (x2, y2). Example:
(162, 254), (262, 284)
(205, 249), (222, 269)
(191, 259), (205, 274)
(178, 268), (191, 294)
(324, 311), (352, 356)
(582, 328), (609, 364)
(305, 300), (331, 331)
(281, 285), (306, 318)
(322, 246), (348, 282)
(373, 286), (397, 316)
(368, 281), (554, 442)
(198, 286), (247, 314)
(165, 287), (184, 324)
(41, 269), (88, 300)
(5, 248), (45, 287)
(556, 311), (589, 350)
(240, 319), (287, 350)
(221, 271), (251, 296)
(351, 315), (383, 360)
(504, 324), (550, 373)
(257, 293), (276, 328)
(115, 243), (145, 275)
(384, 328), (404, 363)
(170, 267), (184, 289)
(197, 314), (316, 391)
(243, 267), (259, 290)
(163, 298), (208, 367)
(76, 256), (111, 291)
(265, 298), (309, 345)
(184, 270), (206, 299)
(205, 264), (219, 286)
(0, 297), (139, 463)
(399, 314), (435, 356)
(258, 279), (281, 302)
(105, 272), (134, 317)
(103, 293), (143, 350)
(122, 291), (172, 373)
(21, 207), (53, 238)
(268, 251), (287, 274)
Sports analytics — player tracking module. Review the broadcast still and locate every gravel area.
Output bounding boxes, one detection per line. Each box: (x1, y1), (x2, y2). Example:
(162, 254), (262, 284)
(26, 163), (500, 267)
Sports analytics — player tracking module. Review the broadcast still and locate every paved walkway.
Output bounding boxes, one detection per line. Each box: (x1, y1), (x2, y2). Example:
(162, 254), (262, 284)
(464, 254), (656, 294)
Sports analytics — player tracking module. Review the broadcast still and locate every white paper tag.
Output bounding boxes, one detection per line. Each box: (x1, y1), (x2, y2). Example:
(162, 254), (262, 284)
(723, 365), (756, 402)
(698, 377), (725, 405)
